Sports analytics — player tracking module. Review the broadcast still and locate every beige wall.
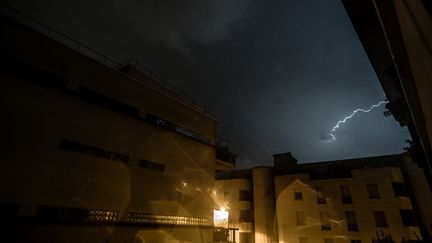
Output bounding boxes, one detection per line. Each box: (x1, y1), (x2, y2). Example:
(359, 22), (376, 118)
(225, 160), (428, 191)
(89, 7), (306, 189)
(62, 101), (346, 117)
(3, 225), (214, 243)
(274, 167), (421, 243)
(0, 15), (216, 243)
(214, 178), (253, 243)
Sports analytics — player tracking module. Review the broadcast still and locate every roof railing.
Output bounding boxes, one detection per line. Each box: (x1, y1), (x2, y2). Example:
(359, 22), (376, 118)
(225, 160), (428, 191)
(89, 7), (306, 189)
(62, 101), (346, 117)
(0, 2), (206, 113)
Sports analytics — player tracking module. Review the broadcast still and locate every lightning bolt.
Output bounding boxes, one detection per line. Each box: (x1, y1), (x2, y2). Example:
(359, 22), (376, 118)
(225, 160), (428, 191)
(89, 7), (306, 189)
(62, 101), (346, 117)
(328, 100), (389, 142)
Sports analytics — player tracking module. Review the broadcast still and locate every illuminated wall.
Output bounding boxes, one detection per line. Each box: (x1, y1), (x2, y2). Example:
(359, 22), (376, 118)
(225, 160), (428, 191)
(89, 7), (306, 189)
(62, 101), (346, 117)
(0, 14), (216, 243)
(214, 174), (254, 243)
(216, 154), (428, 243)
(274, 166), (421, 243)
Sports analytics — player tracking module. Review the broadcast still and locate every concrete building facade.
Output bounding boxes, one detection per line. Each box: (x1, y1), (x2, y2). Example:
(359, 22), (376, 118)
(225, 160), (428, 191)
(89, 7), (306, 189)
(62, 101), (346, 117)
(215, 153), (430, 243)
(0, 7), (235, 242)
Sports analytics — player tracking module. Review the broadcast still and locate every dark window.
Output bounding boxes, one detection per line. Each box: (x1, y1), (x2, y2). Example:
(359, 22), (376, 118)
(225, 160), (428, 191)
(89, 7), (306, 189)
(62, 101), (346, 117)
(296, 211), (306, 225)
(367, 184), (380, 199)
(59, 139), (130, 163)
(320, 212), (331, 230)
(2, 54), (68, 90)
(112, 152), (130, 163)
(79, 86), (139, 117)
(392, 182), (409, 197)
(345, 211), (359, 231)
(423, 0), (432, 17)
(340, 185), (353, 204)
(216, 148), (236, 165)
(299, 237), (308, 243)
(239, 190), (251, 201)
(294, 191), (303, 201)
(400, 209), (418, 226)
(0, 202), (20, 222)
(373, 211), (388, 227)
(139, 159), (165, 172)
(214, 228), (229, 242)
(240, 210), (253, 222)
(240, 232), (253, 243)
(316, 186), (327, 204)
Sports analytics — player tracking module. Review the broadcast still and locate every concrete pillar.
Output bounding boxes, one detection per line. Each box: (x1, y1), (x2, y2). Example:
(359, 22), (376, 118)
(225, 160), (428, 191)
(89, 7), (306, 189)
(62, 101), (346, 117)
(252, 166), (277, 243)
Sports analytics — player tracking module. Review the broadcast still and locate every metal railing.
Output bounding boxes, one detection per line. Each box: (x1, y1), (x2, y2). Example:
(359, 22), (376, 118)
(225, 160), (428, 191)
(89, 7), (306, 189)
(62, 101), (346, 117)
(0, 2), (206, 112)
(0, 2), (119, 68)
(118, 58), (204, 112)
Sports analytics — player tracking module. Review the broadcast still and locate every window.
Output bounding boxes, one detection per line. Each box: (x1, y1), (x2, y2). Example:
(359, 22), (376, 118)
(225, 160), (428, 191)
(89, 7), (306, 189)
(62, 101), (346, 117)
(323, 239), (334, 243)
(296, 211), (306, 225)
(139, 159), (165, 172)
(340, 185), (352, 204)
(320, 212), (331, 230)
(367, 184), (380, 199)
(316, 186), (327, 204)
(145, 114), (213, 145)
(392, 182), (409, 197)
(240, 210), (252, 222)
(400, 209), (418, 226)
(294, 191), (303, 201)
(299, 237), (308, 243)
(239, 190), (251, 201)
(373, 211), (388, 227)
(240, 232), (253, 243)
(345, 211), (358, 231)
(59, 139), (130, 163)
(78, 86), (139, 117)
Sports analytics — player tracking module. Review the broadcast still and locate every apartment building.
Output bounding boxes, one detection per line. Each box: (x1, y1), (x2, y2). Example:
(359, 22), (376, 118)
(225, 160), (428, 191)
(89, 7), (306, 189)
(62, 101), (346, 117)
(215, 153), (431, 243)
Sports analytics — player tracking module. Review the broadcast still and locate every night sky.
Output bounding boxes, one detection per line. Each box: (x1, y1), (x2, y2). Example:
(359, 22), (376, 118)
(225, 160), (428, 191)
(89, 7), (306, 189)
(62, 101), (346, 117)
(5, 0), (411, 168)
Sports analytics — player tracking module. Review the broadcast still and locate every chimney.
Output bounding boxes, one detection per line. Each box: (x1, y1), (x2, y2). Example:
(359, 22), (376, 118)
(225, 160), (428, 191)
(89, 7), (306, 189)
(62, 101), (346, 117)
(273, 152), (297, 169)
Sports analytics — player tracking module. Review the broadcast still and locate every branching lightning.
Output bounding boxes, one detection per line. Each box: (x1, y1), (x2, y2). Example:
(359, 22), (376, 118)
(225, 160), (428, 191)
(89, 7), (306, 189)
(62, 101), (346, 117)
(327, 100), (389, 142)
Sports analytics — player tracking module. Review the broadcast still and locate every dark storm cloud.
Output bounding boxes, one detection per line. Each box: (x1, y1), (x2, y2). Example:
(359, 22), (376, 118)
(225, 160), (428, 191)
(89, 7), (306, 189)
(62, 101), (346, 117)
(4, 0), (411, 167)
(110, 0), (262, 54)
